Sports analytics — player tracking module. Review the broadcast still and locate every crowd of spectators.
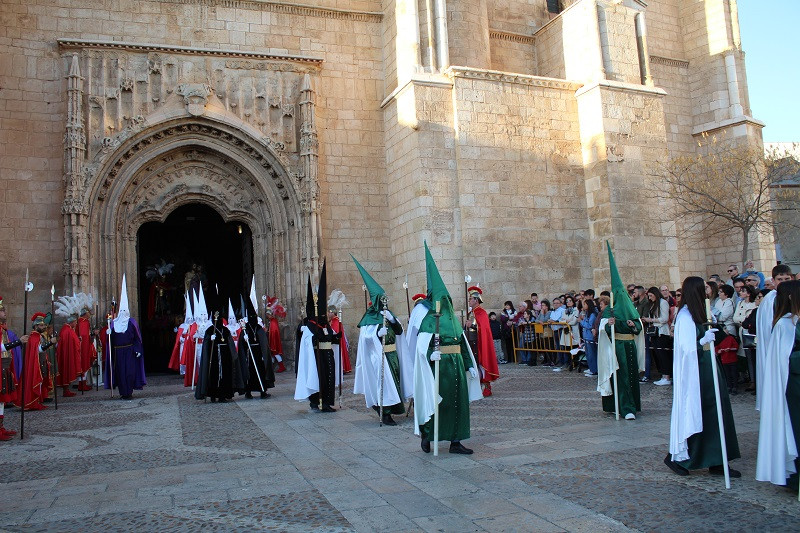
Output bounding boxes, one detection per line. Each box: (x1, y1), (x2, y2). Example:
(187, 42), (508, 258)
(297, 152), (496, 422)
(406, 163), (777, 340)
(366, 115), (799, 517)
(487, 260), (800, 396)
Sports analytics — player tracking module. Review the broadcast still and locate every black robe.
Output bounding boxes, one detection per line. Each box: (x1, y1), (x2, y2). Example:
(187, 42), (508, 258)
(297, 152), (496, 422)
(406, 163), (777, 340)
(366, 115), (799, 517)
(306, 319), (337, 408)
(238, 322), (275, 393)
(195, 326), (242, 401)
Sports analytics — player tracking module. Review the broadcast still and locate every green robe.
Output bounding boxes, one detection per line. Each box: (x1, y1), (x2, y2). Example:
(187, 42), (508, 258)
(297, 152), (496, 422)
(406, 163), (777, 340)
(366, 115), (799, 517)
(421, 334), (473, 442)
(785, 322), (800, 484)
(677, 325), (741, 470)
(382, 320), (405, 415)
(602, 319), (642, 416)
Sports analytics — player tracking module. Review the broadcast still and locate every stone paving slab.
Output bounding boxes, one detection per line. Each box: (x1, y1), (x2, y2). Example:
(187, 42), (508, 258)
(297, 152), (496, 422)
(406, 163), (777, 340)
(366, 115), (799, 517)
(0, 367), (798, 532)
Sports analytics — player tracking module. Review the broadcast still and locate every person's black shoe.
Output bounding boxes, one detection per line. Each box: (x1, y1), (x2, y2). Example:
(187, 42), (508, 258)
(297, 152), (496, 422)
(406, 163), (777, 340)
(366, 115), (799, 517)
(121, 395), (133, 400)
(260, 392), (271, 399)
(664, 453), (689, 476)
(310, 404), (320, 411)
(421, 437), (430, 453)
(245, 392), (253, 399)
(43, 398), (53, 403)
(449, 442), (473, 455)
(321, 405), (337, 413)
(382, 413), (397, 426)
(709, 465), (741, 478)
(218, 398), (228, 403)
(210, 397), (217, 403)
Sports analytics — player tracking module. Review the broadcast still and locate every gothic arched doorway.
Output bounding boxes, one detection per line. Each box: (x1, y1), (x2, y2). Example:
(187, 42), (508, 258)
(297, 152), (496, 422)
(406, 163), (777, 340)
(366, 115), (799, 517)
(136, 203), (254, 373)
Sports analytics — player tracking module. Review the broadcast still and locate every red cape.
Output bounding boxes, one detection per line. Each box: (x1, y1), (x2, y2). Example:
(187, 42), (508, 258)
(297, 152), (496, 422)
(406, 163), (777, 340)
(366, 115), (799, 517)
(267, 318), (285, 373)
(56, 323), (82, 386)
(181, 322), (199, 387)
(16, 331), (44, 408)
(473, 306), (499, 383)
(328, 316), (352, 373)
(76, 317), (97, 374)
(168, 324), (187, 371)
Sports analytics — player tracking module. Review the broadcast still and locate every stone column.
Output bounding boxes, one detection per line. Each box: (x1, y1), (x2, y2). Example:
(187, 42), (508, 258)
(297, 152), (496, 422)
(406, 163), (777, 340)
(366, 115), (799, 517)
(299, 74), (320, 280)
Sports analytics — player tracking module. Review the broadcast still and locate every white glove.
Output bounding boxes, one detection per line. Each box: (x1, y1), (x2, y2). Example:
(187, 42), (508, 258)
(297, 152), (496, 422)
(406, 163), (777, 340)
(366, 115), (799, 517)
(275, 354), (282, 362)
(377, 326), (388, 337)
(468, 367), (478, 379)
(430, 350), (441, 361)
(243, 332), (249, 341)
(173, 327), (178, 333)
(468, 306), (473, 313)
(135, 352), (142, 358)
(381, 309), (395, 323)
(210, 334), (217, 341)
(699, 329), (718, 346)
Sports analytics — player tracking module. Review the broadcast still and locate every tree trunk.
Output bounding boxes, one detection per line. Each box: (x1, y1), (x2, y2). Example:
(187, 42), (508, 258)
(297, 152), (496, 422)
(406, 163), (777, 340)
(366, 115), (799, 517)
(740, 226), (750, 267)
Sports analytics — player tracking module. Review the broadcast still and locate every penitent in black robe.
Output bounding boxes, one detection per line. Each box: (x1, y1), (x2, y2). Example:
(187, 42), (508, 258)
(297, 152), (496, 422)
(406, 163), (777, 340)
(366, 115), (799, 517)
(195, 326), (242, 402)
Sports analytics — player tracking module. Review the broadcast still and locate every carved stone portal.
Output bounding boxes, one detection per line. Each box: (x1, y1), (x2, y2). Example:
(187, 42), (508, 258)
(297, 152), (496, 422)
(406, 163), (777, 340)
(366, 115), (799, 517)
(59, 42), (323, 325)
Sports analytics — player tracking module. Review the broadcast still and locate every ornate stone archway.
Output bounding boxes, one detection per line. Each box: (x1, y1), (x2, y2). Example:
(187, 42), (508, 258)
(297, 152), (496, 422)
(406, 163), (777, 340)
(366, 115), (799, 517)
(58, 42), (324, 324)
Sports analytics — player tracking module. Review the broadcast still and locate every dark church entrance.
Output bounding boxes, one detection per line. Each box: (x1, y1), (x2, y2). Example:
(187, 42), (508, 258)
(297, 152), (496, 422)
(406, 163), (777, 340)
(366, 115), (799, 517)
(136, 203), (254, 373)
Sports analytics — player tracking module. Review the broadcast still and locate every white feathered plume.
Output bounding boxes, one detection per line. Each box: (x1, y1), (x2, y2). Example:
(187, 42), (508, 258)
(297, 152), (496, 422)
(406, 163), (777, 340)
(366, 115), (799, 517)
(327, 289), (348, 311)
(54, 294), (82, 320)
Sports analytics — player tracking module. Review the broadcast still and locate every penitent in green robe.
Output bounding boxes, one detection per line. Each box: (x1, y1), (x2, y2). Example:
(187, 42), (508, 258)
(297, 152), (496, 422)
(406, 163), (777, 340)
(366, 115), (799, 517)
(602, 319), (642, 416)
(785, 322), (800, 484)
(382, 319), (405, 415)
(421, 334), (473, 442)
(677, 325), (741, 470)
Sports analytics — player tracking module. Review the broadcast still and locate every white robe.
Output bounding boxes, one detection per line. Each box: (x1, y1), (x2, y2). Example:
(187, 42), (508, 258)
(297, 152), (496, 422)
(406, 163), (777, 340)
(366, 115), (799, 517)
(411, 330), (483, 436)
(756, 314), (798, 485)
(402, 304), (428, 399)
(596, 317), (645, 397)
(293, 326), (319, 401)
(353, 324), (402, 408)
(669, 307), (703, 462)
(756, 289), (777, 411)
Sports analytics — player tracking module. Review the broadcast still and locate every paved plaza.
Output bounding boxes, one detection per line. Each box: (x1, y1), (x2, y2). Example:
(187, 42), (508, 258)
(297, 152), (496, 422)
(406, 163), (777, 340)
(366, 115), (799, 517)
(1, 364), (798, 532)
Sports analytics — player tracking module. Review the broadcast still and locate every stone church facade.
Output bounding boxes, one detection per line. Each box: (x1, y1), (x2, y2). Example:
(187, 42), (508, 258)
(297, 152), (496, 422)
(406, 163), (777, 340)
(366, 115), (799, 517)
(1, 0), (768, 326)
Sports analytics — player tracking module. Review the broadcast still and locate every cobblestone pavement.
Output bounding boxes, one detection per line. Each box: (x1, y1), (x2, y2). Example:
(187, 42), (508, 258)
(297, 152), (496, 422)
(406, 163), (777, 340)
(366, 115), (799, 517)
(1, 365), (798, 532)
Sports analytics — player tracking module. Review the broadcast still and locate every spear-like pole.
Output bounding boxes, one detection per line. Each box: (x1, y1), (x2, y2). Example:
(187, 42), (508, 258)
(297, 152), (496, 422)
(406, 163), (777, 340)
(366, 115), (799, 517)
(108, 298), (116, 398)
(94, 304), (100, 391)
(433, 300), (441, 456)
(403, 276), (410, 318)
(378, 295), (388, 427)
(20, 269), (32, 440)
(362, 284), (368, 312)
(51, 284), (58, 410)
(337, 307), (343, 409)
(463, 275), (471, 326)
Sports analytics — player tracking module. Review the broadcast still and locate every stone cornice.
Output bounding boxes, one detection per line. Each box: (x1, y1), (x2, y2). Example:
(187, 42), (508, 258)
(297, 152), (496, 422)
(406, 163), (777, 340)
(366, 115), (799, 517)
(691, 115), (765, 136)
(650, 55), (689, 69)
(575, 79), (667, 98)
(445, 67), (583, 92)
(160, 0), (382, 22)
(58, 39), (324, 65)
(488, 29), (535, 45)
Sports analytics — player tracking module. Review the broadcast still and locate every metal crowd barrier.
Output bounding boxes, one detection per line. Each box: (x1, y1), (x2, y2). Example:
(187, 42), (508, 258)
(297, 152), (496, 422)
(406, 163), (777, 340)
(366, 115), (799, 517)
(510, 322), (581, 366)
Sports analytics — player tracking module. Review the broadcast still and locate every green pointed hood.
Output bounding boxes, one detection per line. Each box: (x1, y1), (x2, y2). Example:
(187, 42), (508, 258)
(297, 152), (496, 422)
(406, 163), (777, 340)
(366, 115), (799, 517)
(603, 241), (640, 321)
(419, 242), (463, 341)
(351, 255), (386, 327)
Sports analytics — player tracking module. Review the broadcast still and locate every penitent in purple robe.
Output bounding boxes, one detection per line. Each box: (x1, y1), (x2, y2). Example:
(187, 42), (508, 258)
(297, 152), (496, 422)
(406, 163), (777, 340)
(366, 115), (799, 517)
(103, 319), (146, 398)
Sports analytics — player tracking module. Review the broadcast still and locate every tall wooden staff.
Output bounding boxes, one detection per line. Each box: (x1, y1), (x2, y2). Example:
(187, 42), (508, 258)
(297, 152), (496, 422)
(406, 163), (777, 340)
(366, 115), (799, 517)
(94, 304), (100, 391)
(20, 269), (33, 440)
(50, 285), (58, 410)
(704, 299), (731, 489)
(108, 298), (116, 398)
(463, 275), (471, 325)
(337, 307), (343, 409)
(378, 295), (388, 427)
(433, 300), (441, 456)
(609, 293), (620, 421)
(403, 276), (411, 318)
(362, 285), (368, 312)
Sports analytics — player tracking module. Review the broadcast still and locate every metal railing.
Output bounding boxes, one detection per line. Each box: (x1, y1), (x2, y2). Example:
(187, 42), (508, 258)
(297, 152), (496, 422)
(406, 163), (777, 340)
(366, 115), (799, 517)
(509, 322), (582, 366)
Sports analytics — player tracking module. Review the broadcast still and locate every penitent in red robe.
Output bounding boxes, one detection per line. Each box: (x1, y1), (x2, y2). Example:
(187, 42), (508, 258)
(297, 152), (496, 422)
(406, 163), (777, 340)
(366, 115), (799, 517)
(181, 322), (199, 387)
(473, 306), (499, 384)
(328, 316), (352, 374)
(16, 331), (45, 409)
(56, 324), (82, 387)
(76, 316), (97, 375)
(266, 318), (285, 373)
(168, 323), (190, 372)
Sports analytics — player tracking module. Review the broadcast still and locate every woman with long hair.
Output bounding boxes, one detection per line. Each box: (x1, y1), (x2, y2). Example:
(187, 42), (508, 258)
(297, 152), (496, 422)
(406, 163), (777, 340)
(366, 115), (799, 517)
(756, 280), (800, 488)
(643, 287), (672, 386)
(665, 276), (741, 478)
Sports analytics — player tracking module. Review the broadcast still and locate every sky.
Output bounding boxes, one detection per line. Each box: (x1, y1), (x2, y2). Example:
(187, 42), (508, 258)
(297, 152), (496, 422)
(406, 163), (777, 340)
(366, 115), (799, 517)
(737, 0), (800, 142)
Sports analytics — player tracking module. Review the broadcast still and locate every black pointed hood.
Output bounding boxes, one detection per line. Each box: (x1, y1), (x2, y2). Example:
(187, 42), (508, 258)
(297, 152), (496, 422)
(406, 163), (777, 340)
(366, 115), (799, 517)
(317, 259), (328, 324)
(305, 274), (315, 319)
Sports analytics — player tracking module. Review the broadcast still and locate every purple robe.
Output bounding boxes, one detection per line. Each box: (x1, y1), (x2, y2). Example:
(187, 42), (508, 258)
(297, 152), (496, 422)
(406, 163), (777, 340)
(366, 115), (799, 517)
(7, 329), (23, 380)
(104, 318), (146, 397)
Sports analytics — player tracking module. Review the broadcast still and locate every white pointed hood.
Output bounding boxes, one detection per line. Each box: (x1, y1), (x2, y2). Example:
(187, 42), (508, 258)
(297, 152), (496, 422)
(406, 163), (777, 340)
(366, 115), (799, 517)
(114, 274), (130, 333)
(182, 291), (193, 327)
(196, 284), (211, 336)
(249, 275), (264, 327)
(191, 290), (200, 326)
(227, 299), (240, 336)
